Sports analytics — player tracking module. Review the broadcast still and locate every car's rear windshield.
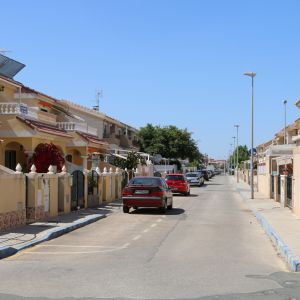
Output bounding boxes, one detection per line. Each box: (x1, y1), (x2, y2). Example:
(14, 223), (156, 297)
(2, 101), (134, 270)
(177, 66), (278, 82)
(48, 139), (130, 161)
(165, 175), (184, 181)
(186, 173), (198, 177)
(129, 177), (162, 186)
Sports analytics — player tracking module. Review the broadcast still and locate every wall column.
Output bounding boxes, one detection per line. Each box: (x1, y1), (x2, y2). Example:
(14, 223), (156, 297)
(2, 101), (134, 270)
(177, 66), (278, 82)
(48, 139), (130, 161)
(280, 175), (287, 208)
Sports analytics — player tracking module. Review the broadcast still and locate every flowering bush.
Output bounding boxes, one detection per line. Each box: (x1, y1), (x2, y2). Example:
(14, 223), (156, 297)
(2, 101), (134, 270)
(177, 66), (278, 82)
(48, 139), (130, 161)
(30, 143), (65, 173)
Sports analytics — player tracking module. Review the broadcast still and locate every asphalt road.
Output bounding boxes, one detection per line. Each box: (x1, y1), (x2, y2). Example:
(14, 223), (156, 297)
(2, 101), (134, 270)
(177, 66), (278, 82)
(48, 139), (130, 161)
(0, 175), (300, 300)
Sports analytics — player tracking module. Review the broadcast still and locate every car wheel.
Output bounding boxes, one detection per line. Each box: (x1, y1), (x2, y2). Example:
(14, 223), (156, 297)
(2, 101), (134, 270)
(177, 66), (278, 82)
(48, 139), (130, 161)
(160, 200), (167, 213)
(123, 205), (130, 213)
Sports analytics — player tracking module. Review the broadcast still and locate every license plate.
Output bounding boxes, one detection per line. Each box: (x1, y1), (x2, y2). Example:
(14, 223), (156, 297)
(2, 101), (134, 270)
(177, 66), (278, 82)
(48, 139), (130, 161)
(135, 190), (149, 194)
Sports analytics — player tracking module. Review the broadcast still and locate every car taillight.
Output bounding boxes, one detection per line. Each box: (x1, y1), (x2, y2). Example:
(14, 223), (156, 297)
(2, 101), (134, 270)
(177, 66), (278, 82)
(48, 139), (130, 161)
(151, 186), (164, 196)
(122, 187), (134, 196)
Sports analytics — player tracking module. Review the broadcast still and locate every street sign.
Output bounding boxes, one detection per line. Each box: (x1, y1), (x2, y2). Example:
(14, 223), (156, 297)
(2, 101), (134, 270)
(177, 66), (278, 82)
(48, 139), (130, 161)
(248, 148), (257, 156)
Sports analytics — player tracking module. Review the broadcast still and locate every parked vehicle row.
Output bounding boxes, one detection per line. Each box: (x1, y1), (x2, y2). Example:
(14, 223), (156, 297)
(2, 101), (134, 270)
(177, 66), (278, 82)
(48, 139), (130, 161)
(121, 170), (221, 214)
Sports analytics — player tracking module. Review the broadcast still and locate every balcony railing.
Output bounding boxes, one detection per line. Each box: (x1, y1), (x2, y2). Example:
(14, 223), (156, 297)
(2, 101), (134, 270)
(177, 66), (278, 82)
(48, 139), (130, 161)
(57, 122), (97, 135)
(0, 102), (28, 114)
(0, 102), (38, 119)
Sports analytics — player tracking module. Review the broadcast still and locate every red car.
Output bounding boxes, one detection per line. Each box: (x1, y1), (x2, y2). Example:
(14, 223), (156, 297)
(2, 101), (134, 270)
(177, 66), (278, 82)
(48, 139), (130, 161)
(165, 174), (190, 196)
(122, 176), (173, 213)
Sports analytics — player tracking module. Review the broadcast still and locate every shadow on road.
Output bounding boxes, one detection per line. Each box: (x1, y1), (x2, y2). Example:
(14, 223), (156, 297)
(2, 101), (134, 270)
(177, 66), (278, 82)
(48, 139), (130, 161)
(130, 207), (185, 215)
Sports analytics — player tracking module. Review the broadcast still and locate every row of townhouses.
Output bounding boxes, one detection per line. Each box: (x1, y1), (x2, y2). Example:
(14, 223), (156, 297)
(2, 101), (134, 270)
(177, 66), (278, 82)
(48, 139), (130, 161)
(239, 101), (300, 217)
(0, 54), (140, 230)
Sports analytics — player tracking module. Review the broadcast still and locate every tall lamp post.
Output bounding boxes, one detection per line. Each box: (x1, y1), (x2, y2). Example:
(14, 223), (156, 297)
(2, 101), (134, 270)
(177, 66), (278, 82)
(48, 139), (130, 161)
(244, 72), (256, 199)
(283, 100), (287, 144)
(232, 136), (236, 175)
(230, 143), (233, 173)
(234, 125), (240, 182)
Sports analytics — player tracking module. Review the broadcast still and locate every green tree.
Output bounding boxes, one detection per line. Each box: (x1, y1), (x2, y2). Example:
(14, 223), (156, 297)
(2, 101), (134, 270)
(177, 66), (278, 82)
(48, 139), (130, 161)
(112, 151), (146, 170)
(138, 124), (203, 162)
(228, 145), (249, 167)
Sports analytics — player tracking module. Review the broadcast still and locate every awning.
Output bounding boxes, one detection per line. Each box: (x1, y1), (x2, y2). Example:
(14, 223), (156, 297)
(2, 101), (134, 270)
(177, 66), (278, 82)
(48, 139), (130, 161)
(265, 144), (296, 156)
(276, 156), (293, 166)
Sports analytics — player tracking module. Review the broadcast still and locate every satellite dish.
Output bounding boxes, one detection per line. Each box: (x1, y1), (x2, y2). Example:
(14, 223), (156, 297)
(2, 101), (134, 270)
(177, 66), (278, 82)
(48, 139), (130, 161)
(153, 154), (163, 164)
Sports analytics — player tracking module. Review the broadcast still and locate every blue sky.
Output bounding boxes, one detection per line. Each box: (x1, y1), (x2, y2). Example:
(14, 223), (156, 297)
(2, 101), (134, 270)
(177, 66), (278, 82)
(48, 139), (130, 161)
(2, 0), (300, 159)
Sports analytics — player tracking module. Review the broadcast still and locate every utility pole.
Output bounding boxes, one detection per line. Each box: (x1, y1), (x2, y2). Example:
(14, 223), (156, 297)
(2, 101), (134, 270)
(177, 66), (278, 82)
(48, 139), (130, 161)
(232, 136), (236, 174)
(234, 125), (240, 182)
(244, 72), (256, 199)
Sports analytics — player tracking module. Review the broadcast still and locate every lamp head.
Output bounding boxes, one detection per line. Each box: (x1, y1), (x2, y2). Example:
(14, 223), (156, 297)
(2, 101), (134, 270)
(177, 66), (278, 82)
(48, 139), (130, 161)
(283, 100), (287, 105)
(244, 72), (256, 77)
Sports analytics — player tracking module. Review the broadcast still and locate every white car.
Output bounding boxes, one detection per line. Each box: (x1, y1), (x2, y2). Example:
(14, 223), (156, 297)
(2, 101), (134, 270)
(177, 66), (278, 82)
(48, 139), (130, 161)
(185, 172), (204, 186)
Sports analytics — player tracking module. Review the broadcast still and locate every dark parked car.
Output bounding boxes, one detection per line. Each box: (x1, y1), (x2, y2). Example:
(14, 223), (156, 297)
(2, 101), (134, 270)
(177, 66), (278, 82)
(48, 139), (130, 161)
(122, 176), (173, 213)
(198, 169), (209, 181)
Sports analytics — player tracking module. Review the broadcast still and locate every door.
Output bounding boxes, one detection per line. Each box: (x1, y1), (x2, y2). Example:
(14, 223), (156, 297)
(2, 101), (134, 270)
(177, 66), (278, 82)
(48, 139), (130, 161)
(5, 150), (16, 170)
(71, 170), (85, 210)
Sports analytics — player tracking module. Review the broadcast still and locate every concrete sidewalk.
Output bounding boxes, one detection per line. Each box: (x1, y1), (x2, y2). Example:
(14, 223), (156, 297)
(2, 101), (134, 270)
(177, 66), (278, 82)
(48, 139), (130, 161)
(232, 176), (300, 272)
(0, 201), (122, 259)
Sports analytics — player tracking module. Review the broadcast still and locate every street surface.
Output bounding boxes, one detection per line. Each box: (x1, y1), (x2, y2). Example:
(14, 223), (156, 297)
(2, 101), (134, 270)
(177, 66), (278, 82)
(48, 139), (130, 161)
(1, 175), (300, 300)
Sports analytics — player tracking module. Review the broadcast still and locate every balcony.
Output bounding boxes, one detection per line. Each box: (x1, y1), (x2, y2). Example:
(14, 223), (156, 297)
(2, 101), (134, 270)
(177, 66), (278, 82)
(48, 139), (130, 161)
(0, 102), (27, 114)
(292, 134), (300, 143)
(0, 102), (37, 119)
(57, 122), (98, 136)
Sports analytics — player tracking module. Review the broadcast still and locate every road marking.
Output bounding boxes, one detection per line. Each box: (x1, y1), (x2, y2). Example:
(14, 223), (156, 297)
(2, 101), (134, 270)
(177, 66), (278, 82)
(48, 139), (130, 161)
(38, 244), (114, 248)
(4, 245), (41, 260)
(151, 223), (157, 228)
(6, 243), (131, 257)
(132, 235), (141, 241)
(156, 219), (162, 222)
(143, 229), (149, 233)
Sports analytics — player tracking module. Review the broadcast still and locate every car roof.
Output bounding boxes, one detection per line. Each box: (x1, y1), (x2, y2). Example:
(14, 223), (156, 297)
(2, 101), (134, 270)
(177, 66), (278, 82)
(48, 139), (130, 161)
(133, 176), (163, 180)
(166, 173), (184, 176)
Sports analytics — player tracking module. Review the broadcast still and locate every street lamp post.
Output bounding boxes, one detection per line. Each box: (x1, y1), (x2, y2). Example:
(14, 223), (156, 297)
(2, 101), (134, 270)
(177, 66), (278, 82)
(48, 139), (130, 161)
(283, 100), (287, 144)
(230, 143), (233, 174)
(232, 136), (236, 175)
(244, 72), (256, 199)
(234, 125), (240, 183)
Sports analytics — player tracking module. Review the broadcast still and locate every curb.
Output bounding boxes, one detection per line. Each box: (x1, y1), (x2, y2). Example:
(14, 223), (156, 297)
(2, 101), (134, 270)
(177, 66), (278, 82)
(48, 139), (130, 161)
(0, 214), (106, 260)
(236, 186), (300, 272)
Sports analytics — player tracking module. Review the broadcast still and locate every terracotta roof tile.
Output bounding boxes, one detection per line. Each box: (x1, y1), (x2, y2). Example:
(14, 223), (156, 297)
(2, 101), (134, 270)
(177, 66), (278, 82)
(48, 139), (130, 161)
(16, 116), (72, 138)
(76, 131), (109, 146)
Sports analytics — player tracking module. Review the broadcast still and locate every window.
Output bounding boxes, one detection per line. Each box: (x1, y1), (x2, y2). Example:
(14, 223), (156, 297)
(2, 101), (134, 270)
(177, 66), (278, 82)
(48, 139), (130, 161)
(66, 154), (72, 163)
(129, 177), (162, 186)
(165, 175), (185, 181)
